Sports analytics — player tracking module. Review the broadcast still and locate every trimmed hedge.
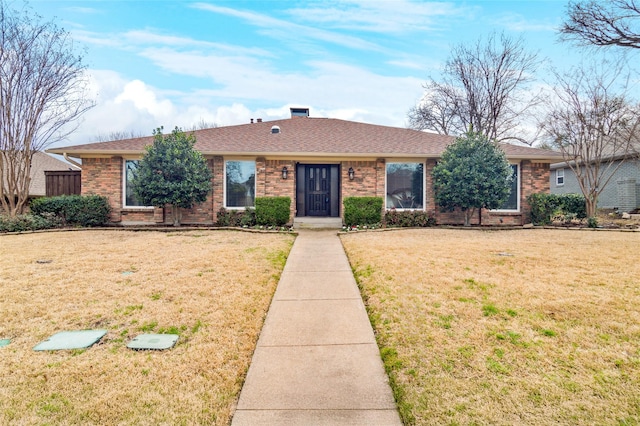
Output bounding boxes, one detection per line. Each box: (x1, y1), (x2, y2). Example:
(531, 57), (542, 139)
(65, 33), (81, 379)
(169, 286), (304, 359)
(343, 196), (383, 226)
(0, 213), (57, 233)
(255, 197), (291, 226)
(30, 194), (111, 227)
(527, 193), (587, 225)
(384, 209), (436, 228)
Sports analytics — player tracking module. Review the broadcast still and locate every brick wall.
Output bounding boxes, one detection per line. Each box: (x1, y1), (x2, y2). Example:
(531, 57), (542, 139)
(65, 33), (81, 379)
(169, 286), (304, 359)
(80, 155), (552, 226)
(180, 158), (215, 224)
(340, 160), (380, 218)
(211, 156), (224, 219)
(81, 157), (124, 222)
(261, 159), (296, 222)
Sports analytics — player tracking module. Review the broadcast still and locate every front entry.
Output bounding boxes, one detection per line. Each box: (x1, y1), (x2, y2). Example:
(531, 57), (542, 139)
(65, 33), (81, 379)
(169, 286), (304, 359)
(296, 164), (340, 217)
(307, 165), (330, 216)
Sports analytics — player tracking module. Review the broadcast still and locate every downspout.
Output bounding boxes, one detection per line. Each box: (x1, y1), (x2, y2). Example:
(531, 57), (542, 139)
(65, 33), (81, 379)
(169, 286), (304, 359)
(63, 153), (82, 170)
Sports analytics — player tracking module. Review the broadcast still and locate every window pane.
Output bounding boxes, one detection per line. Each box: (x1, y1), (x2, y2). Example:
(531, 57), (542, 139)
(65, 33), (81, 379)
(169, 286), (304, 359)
(500, 165), (518, 210)
(226, 160), (256, 208)
(386, 163), (424, 209)
(125, 160), (145, 207)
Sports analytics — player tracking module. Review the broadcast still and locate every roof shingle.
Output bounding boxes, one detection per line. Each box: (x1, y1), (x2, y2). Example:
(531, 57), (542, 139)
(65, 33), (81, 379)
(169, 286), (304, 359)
(48, 117), (562, 161)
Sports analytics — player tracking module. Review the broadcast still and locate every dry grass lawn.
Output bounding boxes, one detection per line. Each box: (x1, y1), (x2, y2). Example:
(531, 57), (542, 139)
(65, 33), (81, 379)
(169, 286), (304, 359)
(341, 228), (640, 425)
(0, 230), (294, 425)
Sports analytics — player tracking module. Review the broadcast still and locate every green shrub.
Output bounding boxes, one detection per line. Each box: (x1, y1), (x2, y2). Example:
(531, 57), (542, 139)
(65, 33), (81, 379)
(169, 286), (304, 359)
(0, 213), (56, 233)
(343, 197), (383, 226)
(30, 194), (111, 227)
(255, 197), (291, 226)
(216, 208), (256, 227)
(527, 193), (587, 225)
(384, 209), (436, 228)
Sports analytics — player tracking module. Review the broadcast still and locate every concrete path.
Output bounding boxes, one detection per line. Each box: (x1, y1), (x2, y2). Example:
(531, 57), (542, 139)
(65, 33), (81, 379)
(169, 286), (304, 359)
(231, 230), (402, 426)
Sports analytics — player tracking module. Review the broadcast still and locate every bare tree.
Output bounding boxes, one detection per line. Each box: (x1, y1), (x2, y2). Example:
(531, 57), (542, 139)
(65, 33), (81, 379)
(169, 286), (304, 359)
(560, 0), (640, 49)
(0, 1), (93, 216)
(541, 60), (640, 218)
(95, 130), (146, 142)
(408, 32), (541, 144)
(189, 118), (218, 131)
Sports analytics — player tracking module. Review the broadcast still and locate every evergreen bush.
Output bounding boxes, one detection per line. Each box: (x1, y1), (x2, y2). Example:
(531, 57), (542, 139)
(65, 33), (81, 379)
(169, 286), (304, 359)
(255, 197), (291, 226)
(0, 213), (55, 232)
(30, 195), (111, 227)
(343, 197), (383, 226)
(527, 193), (587, 225)
(384, 209), (436, 227)
(216, 208), (256, 227)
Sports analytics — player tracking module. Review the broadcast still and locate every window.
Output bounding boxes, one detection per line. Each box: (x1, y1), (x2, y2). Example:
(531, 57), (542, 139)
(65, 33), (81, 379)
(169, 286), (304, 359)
(124, 160), (151, 208)
(225, 160), (255, 208)
(386, 162), (424, 209)
(556, 168), (565, 186)
(497, 164), (519, 211)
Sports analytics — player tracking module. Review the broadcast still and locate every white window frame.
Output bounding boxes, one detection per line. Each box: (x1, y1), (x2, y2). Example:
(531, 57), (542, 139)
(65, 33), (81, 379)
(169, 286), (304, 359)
(384, 160), (426, 210)
(123, 159), (153, 209)
(556, 168), (565, 186)
(224, 159), (256, 210)
(492, 163), (520, 212)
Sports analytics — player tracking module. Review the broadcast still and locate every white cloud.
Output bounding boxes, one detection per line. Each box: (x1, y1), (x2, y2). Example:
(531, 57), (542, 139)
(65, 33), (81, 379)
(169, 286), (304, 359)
(287, 0), (471, 33)
(64, 6), (102, 14)
(191, 2), (382, 52)
(493, 12), (559, 33)
(133, 45), (423, 124)
(115, 80), (175, 117)
(122, 30), (274, 57)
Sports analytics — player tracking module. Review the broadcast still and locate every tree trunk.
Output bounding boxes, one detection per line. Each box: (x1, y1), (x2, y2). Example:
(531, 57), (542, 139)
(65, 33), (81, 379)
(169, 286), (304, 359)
(585, 197), (598, 220)
(464, 210), (471, 226)
(171, 205), (182, 227)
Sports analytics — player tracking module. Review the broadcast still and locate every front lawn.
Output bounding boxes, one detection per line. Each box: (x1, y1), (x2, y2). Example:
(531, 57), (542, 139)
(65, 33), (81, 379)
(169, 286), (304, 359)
(0, 230), (294, 425)
(341, 228), (640, 425)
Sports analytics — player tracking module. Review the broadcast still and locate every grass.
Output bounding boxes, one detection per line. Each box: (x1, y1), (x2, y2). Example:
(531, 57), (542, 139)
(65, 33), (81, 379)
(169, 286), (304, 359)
(341, 228), (640, 425)
(0, 230), (294, 425)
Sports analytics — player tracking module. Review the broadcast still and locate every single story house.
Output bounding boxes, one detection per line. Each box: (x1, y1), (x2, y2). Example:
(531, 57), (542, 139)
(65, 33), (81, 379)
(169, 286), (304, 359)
(551, 155), (640, 213)
(48, 108), (562, 226)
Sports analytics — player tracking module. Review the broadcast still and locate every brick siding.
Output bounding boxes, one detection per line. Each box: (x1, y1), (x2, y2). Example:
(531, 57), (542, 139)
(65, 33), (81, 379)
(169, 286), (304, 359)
(80, 156), (551, 226)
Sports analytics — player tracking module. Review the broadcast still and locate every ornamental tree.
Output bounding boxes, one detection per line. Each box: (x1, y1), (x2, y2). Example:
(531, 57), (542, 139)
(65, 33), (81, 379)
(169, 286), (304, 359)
(132, 127), (212, 226)
(0, 1), (93, 216)
(432, 131), (514, 226)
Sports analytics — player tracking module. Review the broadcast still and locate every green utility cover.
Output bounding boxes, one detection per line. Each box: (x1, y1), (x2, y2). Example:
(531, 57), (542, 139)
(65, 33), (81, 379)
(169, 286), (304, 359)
(33, 329), (107, 351)
(0, 339), (9, 348)
(127, 334), (179, 350)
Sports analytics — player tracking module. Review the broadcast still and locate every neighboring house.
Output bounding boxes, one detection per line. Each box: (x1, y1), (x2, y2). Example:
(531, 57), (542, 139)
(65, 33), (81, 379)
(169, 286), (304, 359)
(1, 151), (79, 200)
(47, 108), (562, 226)
(551, 155), (640, 212)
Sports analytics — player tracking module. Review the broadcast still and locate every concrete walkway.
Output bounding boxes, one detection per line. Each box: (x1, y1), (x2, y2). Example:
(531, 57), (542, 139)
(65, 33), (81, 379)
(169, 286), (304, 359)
(231, 230), (402, 426)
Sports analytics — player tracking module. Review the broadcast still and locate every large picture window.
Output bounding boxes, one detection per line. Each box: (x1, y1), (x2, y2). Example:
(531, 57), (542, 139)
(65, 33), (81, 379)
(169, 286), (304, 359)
(386, 162), (424, 209)
(225, 160), (255, 208)
(497, 164), (519, 211)
(124, 160), (150, 208)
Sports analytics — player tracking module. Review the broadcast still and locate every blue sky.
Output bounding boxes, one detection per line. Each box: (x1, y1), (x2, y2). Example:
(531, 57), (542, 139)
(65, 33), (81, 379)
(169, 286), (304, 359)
(30, 0), (595, 147)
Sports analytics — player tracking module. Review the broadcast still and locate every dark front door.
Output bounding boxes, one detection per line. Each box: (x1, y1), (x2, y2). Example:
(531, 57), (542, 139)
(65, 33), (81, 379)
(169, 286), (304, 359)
(306, 165), (331, 216)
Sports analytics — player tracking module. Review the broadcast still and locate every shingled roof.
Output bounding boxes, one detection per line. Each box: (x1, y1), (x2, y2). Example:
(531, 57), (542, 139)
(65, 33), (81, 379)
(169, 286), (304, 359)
(48, 117), (562, 161)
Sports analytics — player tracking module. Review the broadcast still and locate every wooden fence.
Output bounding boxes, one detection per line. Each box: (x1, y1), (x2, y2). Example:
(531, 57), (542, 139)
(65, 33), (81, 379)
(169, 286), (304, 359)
(45, 170), (81, 197)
